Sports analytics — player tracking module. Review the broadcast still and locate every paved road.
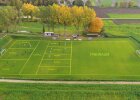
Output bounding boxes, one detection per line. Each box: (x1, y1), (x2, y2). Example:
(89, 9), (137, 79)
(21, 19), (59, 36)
(0, 79), (140, 85)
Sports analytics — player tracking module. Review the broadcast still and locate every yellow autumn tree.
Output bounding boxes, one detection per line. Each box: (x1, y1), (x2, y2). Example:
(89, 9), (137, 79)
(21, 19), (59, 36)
(82, 6), (96, 29)
(88, 17), (104, 33)
(59, 5), (72, 33)
(22, 3), (39, 20)
(71, 6), (84, 32)
(52, 4), (61, 24)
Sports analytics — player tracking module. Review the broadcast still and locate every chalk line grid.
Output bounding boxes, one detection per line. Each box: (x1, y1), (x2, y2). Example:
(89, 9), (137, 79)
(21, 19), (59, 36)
(36, 41), (72, 75)
(19, 41), (40, 74)
(0, 40), (73, 76)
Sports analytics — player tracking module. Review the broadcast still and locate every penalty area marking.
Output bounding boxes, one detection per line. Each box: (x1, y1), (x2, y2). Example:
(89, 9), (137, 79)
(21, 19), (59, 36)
(19, 41), (40, 74)
(36, 43), (49, 75)
(9, 48), (34, 50)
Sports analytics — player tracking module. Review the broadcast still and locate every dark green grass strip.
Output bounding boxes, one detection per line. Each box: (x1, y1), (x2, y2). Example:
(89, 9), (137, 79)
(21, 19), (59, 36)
(0, 83), (139, 100)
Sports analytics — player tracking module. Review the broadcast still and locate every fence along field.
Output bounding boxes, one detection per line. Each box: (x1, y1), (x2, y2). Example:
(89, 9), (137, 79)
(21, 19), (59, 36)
(0, 37), (140, 80)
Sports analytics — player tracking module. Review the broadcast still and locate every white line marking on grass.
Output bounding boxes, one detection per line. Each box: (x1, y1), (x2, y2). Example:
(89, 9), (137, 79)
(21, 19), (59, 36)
(43, 59), (71, 60)
(0, 34), (7, 39)
(19, 41), (40, 74)
(0, 40), (13, 57)
(9, 48), (34, 50)
(0, 40), (16, 57)
(15, 40), (39, 42)
(69, 41), (72, 75)
(44, 53), (71, 55)
(1, 38), (12, 48)
(0, 59), (27, 60)
(39, 66), (70, 68)
(36, 43), (49, 75)
(7, 40), (17, 49)
(47, 46), (71, 48)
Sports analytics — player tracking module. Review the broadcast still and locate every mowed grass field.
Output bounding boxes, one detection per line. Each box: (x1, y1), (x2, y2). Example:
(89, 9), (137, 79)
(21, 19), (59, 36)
(0, 37), (140, 80)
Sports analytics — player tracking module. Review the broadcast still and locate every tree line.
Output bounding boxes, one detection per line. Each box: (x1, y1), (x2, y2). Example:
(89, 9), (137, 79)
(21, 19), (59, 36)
(1, 0), (93, 6)
(0, 1), (103, 34)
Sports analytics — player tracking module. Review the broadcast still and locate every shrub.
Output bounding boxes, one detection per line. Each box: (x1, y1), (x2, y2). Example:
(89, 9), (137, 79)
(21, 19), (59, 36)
(88, 17), (104, 33)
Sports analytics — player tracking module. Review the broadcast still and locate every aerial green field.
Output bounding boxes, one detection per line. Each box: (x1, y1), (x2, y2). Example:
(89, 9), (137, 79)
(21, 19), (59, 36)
(0, 83), (140, 100)
(0, 36), (140, 80)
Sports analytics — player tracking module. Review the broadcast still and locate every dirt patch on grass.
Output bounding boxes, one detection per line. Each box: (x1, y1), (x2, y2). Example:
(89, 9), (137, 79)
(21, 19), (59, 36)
(93, 7), (140, 18)
(113, 19), (140, 24)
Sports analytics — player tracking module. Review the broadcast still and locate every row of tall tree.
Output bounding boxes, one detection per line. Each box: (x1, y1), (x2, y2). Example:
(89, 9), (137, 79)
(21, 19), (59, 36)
(4, 0), (93, 6)
(37, 4), (96, 33)
(22, 0), (92, 6)
(0, 7), (18, 32)
(0, 2), (103, 34)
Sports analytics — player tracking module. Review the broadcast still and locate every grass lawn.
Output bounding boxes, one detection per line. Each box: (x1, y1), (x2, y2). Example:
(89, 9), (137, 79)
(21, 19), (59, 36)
(0, 37), (140, 80)
(18, 22), (82, 34)
(108, 14), (140, 18)
(104, 20), (140, 40)
(0, 83), (140, 100)
(0, 35), (12, 48)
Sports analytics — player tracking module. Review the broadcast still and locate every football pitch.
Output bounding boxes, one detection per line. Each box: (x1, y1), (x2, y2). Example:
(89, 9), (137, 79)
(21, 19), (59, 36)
(0, 38), (140, 80)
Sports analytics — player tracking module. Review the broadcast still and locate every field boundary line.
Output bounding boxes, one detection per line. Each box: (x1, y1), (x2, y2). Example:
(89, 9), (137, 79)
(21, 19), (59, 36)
(0, 34), (7, 39)
(0, 59), (27, 60)
(70, 41), (72, 75)
(2, 38), (12, 48)
(47, 46), (71, 48)
(42, 59), (71, 60)
(15, 40), (39, 42)
(36, 42), (49, 75)
(8, 40), (16, 48)
(9, 48), (34, 49)
(19, 41), (40, 74)
(39, 66), (70, 68)
(45, 53), (70, 55)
